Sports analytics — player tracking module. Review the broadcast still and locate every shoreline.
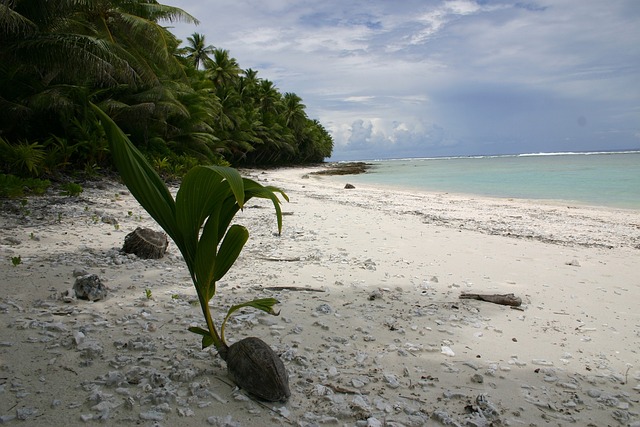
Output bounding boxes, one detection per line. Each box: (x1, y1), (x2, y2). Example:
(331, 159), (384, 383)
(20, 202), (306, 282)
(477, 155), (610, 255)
(320, 153), (640, 212)
(259, 165), (640, 250)
(1, 167), (639, 426)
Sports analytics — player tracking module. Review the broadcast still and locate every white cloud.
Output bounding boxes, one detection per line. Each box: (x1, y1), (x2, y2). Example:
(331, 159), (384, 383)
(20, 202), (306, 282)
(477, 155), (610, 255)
(167, 0), (640, 160)
(344, 96), (376, 103)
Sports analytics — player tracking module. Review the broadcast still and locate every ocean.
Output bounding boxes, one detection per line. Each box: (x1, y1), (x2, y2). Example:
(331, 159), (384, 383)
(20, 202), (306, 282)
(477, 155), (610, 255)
(337, 152), (640, 210)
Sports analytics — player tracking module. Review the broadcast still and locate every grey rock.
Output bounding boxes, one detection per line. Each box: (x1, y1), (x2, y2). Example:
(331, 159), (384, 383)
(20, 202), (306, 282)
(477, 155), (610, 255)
(73, 274), (107, 301)
(4, 237), (21, 245)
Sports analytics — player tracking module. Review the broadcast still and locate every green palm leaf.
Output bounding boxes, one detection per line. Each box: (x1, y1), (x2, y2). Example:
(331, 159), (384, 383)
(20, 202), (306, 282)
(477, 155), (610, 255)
(175, 166), (226, 267)
(91, 103), (180, 243)
(213, 224), (249, 282)
(220, 298), (280, 344)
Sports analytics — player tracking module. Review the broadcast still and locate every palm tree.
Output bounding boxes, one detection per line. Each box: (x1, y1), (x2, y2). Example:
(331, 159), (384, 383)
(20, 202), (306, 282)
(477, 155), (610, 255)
(206, 48), (241, 88)
(183, 32), (215, 70)
(0, 0), (198, 165)
(282, 92), (307, 131)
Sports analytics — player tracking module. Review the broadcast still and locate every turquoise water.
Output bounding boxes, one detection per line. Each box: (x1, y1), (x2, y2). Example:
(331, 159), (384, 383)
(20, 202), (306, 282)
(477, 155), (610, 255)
(340, 152), (640, 209)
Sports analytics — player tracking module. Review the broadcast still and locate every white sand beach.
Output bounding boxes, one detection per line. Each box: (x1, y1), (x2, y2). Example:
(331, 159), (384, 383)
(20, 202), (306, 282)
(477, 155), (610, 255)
(1, 165), (639, 426)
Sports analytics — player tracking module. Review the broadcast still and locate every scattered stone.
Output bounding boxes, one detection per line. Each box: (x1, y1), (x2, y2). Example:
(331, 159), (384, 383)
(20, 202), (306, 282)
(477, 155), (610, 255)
(441, 346), (455, 357)
(383, 374), (401, 388)
(368, 289), (383, 300)
(344, 183), (356, 189)
(207, 415), (241, 426)
(73, 274), (107, 301)
(366, 416), (383, 427)
(565, 259), (581, 266)
(0, 414), (16, 423)
(177, 407), (195, 417)
(16, 407), (37, 420)
(471, 374), (484, 384)
(316, 303), (333, 314)
(139, 410), (164, 421)
(73, 268), (88, 277)
(4, 236), (21, 245)
(101, 215), (118, 226)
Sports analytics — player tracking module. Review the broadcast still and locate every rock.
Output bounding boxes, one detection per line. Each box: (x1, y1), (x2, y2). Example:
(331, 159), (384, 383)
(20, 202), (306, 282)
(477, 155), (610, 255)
(316, 303), (333, 314)
(72, 268), (88, 277)
(122, 227), (168, 259)
(4, 237), (21, 245)
(471, 374), (484, 384)
(73, 274), (107, 301)
(207, 415), (241, 426)
(441, 346), (455, 357)
(101, 215), (118, 226)
(16, 407), (37, 420)
(368, 289), (383, 300)
(384, 374), (401, 388)
(344, 183), (356, 189)
(139, 410), (164, 421)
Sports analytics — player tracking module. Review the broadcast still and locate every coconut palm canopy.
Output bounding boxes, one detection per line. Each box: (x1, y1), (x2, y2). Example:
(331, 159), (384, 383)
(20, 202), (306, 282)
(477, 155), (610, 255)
(0, 0), (334, 179)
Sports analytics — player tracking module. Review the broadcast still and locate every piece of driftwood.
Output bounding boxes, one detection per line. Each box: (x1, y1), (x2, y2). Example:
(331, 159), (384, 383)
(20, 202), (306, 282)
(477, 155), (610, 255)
(122, 227), (168, 259)
(258, 256), (301, 262)
(459, 292), (522, 307)
(323, 383), (369, 395)
(263, 286), (325, 292)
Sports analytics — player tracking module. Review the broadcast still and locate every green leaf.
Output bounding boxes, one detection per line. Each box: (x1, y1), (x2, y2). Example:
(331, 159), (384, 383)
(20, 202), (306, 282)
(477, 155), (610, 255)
(176, 166), (227, 267)
(188, 326), (215, 349)
(90, 103), (181, 246)
(244, 180), (289, 234)
(194, 212), (222, 299)
(204, 166), (247, 209)
(188, 326), (210, 336)
(213, 224), (249, 282)
(201, 334), (215, 349)
(220, 298), (280, 343)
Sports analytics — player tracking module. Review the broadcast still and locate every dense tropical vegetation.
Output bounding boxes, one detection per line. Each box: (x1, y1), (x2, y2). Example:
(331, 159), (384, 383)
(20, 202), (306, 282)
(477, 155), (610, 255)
(0, 0), (333, 189)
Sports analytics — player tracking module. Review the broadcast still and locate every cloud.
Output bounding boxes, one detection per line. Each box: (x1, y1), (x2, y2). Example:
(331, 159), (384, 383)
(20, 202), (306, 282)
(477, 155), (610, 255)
(329, 117), (458, 160)
(410, 0), (485, 44)
(167, 0), (640, 160)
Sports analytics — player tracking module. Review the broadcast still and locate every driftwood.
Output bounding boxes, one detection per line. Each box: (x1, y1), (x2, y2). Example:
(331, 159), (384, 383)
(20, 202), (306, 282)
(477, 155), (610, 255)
(122, 227), (168, 259)
(263, 286), (325, 292)
(459, 292), (522, 307)
(258, 256), (301, 262)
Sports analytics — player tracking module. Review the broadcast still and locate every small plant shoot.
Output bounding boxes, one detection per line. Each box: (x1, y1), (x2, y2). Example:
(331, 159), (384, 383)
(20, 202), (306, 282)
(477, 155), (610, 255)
(93, 104), (291, 401)
(61, 182), (83, 197)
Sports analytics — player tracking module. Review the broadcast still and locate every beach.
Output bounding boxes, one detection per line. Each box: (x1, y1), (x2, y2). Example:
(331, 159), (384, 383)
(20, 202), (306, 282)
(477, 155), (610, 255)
(1, 165), (639, 426)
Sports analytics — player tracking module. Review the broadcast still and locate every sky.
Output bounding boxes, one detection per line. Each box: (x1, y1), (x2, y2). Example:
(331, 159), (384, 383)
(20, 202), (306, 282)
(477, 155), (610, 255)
(164, 0), (640, 161)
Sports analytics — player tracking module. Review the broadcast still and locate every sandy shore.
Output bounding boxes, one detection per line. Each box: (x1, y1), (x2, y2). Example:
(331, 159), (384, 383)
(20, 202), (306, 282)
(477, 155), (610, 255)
(1, 165), (639, 426)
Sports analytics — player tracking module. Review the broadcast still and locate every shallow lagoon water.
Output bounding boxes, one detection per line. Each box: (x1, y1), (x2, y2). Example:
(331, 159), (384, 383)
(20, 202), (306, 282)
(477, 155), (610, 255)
(343, 152), (640, 209)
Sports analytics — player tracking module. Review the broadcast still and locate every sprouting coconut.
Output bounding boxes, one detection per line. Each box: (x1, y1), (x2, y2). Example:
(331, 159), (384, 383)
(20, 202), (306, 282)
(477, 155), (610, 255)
(94, 104), (290, 401)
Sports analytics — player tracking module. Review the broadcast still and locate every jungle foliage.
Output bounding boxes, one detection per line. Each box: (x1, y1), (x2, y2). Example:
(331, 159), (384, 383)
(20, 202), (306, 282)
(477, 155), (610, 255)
(0, 0), (334, 182)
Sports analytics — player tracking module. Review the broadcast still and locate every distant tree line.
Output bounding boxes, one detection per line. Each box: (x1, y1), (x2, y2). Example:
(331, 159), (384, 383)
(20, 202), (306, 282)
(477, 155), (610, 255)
(0, 0), (333, 181)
